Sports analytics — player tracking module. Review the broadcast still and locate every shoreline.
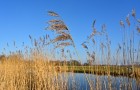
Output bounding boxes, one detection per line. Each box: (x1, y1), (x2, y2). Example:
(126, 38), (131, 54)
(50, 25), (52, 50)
(59, 66), (140, 78)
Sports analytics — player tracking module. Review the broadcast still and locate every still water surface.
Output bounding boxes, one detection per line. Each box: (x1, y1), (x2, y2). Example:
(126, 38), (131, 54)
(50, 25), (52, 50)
(59, 73), (140, 90)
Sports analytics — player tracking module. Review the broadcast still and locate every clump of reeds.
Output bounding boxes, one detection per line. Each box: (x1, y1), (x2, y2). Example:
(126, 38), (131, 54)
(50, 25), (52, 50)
(0, 49), (69, 90)
(0, 9), (139, 90)
(46, 11), (95, 89)
(119, 9), (140, 76)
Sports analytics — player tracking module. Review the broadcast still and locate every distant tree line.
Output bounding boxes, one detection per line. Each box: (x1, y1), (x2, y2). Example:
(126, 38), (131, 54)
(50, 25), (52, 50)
(50, 60), (93, 66)
(0, 54), (94, 66)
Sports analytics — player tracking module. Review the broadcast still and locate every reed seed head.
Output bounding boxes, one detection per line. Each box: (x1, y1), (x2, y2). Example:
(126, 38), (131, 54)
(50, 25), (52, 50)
(120, 20), (125, 28)
(47, 24), (68, 31)
(126, 14), (130, 26)
(48, 11), (59, 17)
(29, 35), (32, 40)
(136, 26), (140, 33)
(137, 19), (140, 23)
(53, 35), (72, 43)
(81, 43), (88, 49)
(92, 20), (96, 29)
(132, 9), (136, 18)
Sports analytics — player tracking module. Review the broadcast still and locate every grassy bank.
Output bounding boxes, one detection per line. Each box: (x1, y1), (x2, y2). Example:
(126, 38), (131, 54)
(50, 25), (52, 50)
(61, 65), (140, 78)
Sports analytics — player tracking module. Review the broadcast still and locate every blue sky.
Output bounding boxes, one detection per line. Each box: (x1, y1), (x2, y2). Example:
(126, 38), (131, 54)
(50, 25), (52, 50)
(0, 0), (140, 63)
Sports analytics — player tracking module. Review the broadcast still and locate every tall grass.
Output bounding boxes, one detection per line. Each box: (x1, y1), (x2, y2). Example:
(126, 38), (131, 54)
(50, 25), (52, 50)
(0, 9), (140, 90)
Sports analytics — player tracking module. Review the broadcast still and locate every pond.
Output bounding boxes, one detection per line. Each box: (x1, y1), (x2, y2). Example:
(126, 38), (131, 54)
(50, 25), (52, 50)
(58, 73), (140, 90)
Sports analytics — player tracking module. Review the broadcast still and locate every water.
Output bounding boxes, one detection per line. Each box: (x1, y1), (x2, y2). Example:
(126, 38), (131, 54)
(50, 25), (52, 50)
(58, 73), (140, 90)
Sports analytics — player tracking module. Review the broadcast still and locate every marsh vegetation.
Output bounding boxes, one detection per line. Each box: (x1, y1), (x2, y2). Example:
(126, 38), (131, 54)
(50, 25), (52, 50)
(0, 9), (140, 90)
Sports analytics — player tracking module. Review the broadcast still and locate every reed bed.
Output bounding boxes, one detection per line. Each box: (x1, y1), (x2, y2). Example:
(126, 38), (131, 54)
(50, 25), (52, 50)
(0, 53), (70, 90)
(0, 9), (140, 90)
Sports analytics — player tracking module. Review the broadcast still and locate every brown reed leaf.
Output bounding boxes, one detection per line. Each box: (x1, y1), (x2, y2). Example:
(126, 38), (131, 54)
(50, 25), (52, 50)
(48, 11), (59, 17)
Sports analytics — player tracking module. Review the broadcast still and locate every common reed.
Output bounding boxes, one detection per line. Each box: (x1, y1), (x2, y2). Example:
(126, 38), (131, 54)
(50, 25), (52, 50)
(0, 9), (140, 90)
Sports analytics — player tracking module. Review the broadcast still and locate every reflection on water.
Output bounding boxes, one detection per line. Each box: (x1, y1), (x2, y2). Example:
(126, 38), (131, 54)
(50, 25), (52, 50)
(58, 73), (140, 90)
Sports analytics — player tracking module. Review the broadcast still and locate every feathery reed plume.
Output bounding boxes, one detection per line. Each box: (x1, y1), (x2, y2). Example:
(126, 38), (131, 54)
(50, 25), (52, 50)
(81, 43), (88, 49)
(41, 36), (45, 45)
(117, 44), (121, 54)
(100, 43), (106, 50)
(136, 26), (140, 33)
(88, 28), (101, 41)
(22, 42), (24, 46)
(88, 31), (95, 40)
(58, 42), (72, 46)
(87, 52), (95, 65)
(85, 20), (99, 41)
(34, 39), (37, 46)
(101, 24), (106, 34)
(137, 19), (140, 23)
(118, 43), (121, 50)
(92, 19), (96, 28)
(90, 51), (95, 62)
(13, 41), (16, 47)
(120, 20), (125, 28)
(48, 20), (64, 24)
(54, 42), (72, 49)
(132, 9), (136, 18)
(48, 11), (59, 17)
(94, 28), (101, 35)
(39, 37), (43, 42)
(126, 14), (130, 26)
(92, 38), (96, 45)
(46, 11), (74, 51)
(29, 35), (33, 45)
(57, 31), (70, 36)
(46, 34), (49, 40)
(47, 23), (68, 31)
(52, 35), (72, 43)
(7, 43), (9, 47)
(29, 35), (32, 40)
